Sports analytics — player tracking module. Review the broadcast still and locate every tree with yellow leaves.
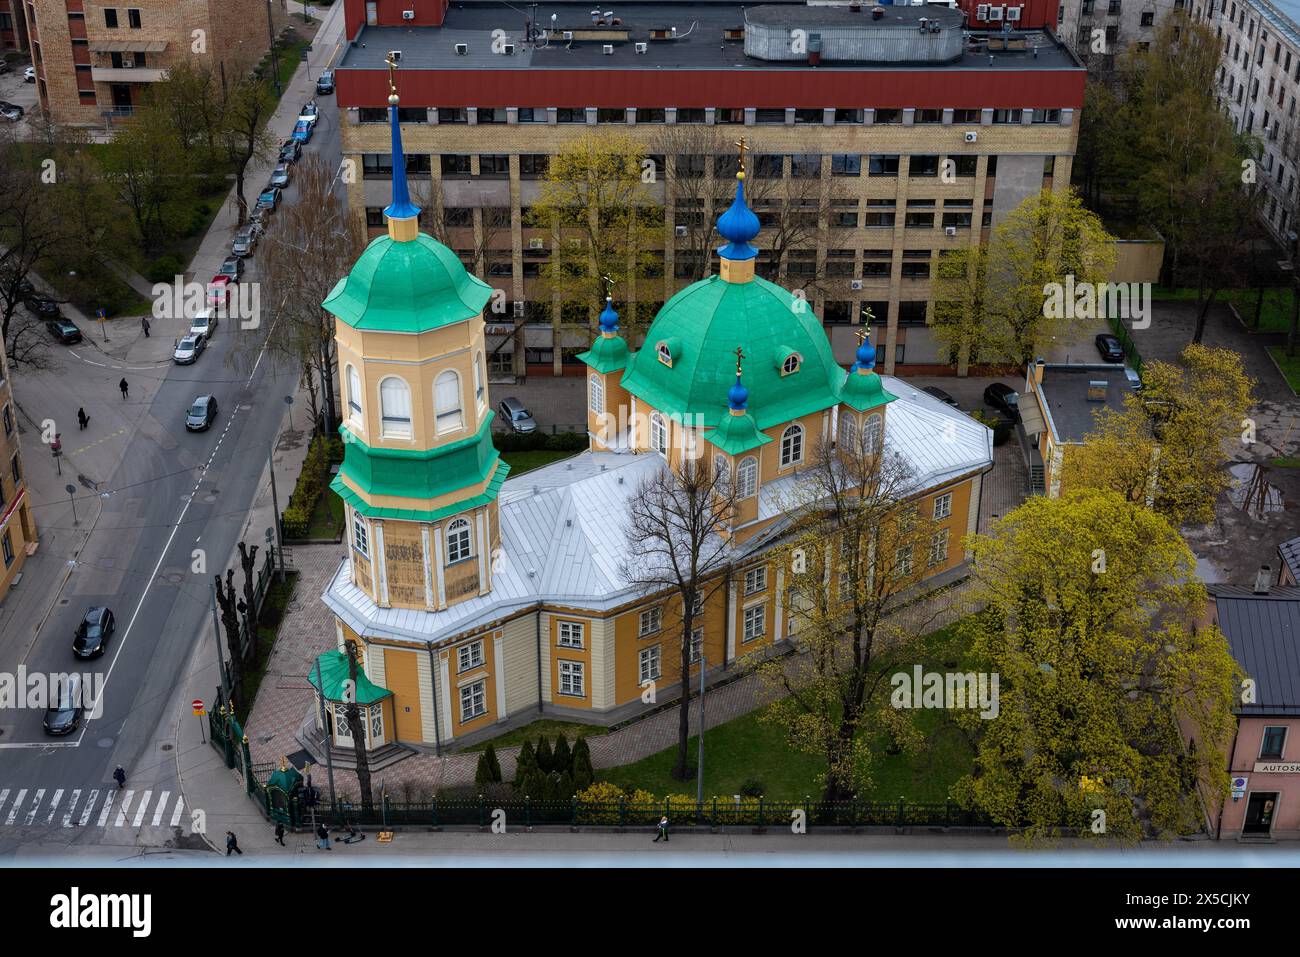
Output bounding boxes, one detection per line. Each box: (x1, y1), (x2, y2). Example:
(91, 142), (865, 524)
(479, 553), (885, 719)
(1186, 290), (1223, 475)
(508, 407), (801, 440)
(953, 489), (1242, 842)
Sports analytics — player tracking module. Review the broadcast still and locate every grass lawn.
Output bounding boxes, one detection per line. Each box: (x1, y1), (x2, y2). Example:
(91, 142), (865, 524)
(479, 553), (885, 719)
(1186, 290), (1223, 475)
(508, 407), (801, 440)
(238, 570), (299, 722)
(1222, 288), (1295, 334)
(1267, 345), (1300, 394)
(305, 487), (344, 540)
(500, 449), (575, 475)
(460, 719), (608, 753)
(599, 624), (980, 802)
(1272, 457), (1300, 468)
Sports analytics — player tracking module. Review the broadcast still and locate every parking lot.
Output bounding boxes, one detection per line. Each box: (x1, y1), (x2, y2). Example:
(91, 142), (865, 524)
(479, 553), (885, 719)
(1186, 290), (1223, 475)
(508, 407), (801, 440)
(0, 55), (38, 130)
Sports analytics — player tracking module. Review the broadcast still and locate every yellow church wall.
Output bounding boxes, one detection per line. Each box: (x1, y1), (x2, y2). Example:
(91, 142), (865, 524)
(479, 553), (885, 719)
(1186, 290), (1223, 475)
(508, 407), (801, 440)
(449, 629), (500, 736)
(381, 520), (427, 609)
(611, 578), (726, 707)
(384, 647), (425, 742)
(549, 614), (593, 710)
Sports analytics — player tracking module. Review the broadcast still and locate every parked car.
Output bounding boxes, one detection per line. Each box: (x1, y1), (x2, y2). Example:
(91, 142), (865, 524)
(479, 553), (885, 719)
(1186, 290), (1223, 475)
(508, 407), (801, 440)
(207, 274), (233, 309)
(43, 674), (83, 736)
(1095, 333), (1125, 363)
(25, 296), (62, 320)
(248, 206), (270, 231)
(188, 310), (218, 338)
(298, 101), (319, 126)
(983, 382), (1021, 421)
(278, 139), (301, 164)
(73, 606), (115, 659)
(0, 61), (9, 75)
(231, 225), (258, 258)
(218, 256), (244, 282)
(315, 70), (335, 95)
(186, 394), (219, 431)
(15, 278), (35, 299)
(23, 66), (36, 83)
(922, 386), (959, 408)
(46, 318), (83, 344)
(290, 118), (313, 144)
(498, 397), (537, 434)
(255, 185), (281, 213)
(173, 333), (206, 364)
(268, 163), (291, 189)
(0, 102), (23, 122)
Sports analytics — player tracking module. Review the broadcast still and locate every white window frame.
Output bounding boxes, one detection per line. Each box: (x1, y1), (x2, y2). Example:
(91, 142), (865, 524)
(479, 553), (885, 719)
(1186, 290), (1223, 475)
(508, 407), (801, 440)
(744, 566), (767, 595)
(558, 659), (585, 697)
(474, 351), (486, 411)
(446, 517), (473, 565)
(589, 374), (604, 414)
(928, 528), (950, 567)
(435, 369), (465, 434)
(638, 607), (661, 637)
(347, 364), (363, 424)
(460, 680), (487, 722)
(742, 603), (766, 642)
(690, 627), (704, 663)
(781, 353), (801, 375)
(714, 454), (731, 483)
(351, 509), (369, 557)
(737, 456), (758, 498)
(838, 413), (856, 451)
(650, 412), (668, 456)
(780, 423), (804, 467)
(639, 645), (661, 682)
(558, 620), (585, 648)
(863, 413), (883, 455)
(895, 544), (914, 578)
(458, 639), (484, 673)
(933, 492), (952, 520)
(379, 376), (413, 439)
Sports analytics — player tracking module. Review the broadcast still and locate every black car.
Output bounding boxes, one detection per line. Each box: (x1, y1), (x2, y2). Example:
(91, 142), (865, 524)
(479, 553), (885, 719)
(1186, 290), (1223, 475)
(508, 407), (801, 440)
(15, 278), (35, 299)
(186, 394), (218, 431)
(219, 256), (244, 282)
(1095, 333), (1125, 363)
(46, 318), (83, 344)
(0, 101), (23, 122)
(278, 139), (302, 164)
(315, 70), (335, 95)
(25, 296), (62, 319)
(43, 674), (84, 736)
(922, 386), (959, 408)
(73, 606), (115, 659)
(983, 382), (1021, 421)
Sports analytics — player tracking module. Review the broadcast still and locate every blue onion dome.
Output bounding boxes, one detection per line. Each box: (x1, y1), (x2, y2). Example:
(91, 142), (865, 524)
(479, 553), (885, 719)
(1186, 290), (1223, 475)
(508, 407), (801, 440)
(599, 296), (619, 335)
(716, 174), (760, 262)
(728, 372), (749, 412)
(853, 335), (877, 372)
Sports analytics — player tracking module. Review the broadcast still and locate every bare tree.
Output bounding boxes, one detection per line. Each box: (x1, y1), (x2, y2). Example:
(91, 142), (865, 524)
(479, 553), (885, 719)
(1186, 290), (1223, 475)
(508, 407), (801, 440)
(344, 638), (375, 813)
(0, 133), (65, 367)
(237, 542), (260, 661)
(221, 63), (277, 225)
(623, 454), (737, 781)
(215, 570), (246, 714)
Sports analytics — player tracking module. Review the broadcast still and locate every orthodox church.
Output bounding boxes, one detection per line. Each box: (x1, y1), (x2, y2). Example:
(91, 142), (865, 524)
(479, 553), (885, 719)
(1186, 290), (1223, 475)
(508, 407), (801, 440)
(310, 74), (993, 755)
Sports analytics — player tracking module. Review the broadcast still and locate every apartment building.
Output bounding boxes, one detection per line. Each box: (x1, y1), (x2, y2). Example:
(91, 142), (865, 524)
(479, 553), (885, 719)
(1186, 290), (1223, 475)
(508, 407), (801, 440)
(335, 0), (1086, 378)
(19, 0), (269, 125)
(1056, 0), (1184, 62)
(0, 347), (37, 605)
(1, 0), (29, 49)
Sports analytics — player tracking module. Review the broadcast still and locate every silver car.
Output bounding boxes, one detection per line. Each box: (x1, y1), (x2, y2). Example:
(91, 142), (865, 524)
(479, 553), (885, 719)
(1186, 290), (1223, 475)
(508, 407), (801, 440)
(498, 397), (537, 434)
(173, 333), (206, 364)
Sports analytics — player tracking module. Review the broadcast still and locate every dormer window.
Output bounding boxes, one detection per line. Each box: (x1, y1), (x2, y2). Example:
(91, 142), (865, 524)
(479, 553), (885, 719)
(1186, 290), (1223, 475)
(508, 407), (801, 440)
(781, 353), (801, 376)
(657, 342), (673, 367)
(656, 337), (681, 368)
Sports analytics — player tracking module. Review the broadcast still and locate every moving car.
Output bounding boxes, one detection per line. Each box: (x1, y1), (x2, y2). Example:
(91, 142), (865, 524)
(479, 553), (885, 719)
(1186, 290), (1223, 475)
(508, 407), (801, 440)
(921, 386), (959, 408)
(291, 118), (314, 144)
(231, 224), (258, 258)
(218, 256), (244, 282)
(278, 139), (302, 164)
(498, 397), (537, 434)
(315, 70), (335, 95)
(207, 274), (233, 309)
(255, 185), (281, 213)
(189, 310), (218, 338)
(73, 606), (115, 659)
(268, 163), (291, 189)
(25, 296), (62, 319)
(23, 66), (36, 83)
(983, 382), (1020, 421)
(0, 102), (23, 122)
(46, 318), (83, 344)
(43, 674), (83, 736)
(1095, 333), (1125, 363)
(173, 333), (206, 364)
(186, 394), (219, 431)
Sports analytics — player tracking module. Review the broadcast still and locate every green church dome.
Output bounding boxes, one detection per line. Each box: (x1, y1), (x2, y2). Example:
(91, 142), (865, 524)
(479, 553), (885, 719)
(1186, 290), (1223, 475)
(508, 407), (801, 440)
(620, 274), (843, 431)
(322, 232), (493, 334)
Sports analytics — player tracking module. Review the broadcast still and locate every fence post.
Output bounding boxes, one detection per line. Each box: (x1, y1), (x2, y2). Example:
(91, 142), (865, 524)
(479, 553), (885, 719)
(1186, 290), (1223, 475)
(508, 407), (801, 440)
(944, 799), (951, 829)
(478, 794), (485, 830)
(755, 797), (761, 830)
(430, 798), (438, 829)
(525, 795), (531, 830)
(716, 796), (722, 829)
(618, 795), (625, 829)
(571, 796), (578, 830)
(896, 796), (905, 830)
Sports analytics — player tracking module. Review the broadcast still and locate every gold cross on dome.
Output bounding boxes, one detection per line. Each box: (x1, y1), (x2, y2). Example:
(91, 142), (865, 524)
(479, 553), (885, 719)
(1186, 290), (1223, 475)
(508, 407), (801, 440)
(859, 305), (875, 327)
(734, 136), (749, 176)
(735, 345), (745, 376)
(601, 274), (615, 298)
(855, 325), (871, 346)
(384, 51), (400, 97)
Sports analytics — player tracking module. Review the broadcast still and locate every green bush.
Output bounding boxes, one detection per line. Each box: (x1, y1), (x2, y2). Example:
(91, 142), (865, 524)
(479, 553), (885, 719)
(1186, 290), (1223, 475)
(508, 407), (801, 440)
(281, 435), (342, 540)
(572, 738), (594, 790)
(146, 254), (184, 284)
(553, 733), (572, 777)
(548, 432), (588, 452)
(740, 777), (765, 798)
(492, 431), (586, 454)
(534, 736), (554, 774)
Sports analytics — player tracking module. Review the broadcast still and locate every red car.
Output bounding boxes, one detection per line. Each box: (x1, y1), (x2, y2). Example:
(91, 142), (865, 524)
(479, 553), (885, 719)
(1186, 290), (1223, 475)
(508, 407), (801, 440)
(207, 274), (233, 310)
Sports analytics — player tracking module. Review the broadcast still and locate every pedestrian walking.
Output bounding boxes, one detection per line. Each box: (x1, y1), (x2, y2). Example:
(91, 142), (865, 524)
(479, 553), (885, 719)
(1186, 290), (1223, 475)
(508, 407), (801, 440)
(316, 823), (332, 850)
(274, 822), (286, 846)
(141, 317), (151, 338)
(653, 815), (669, 843)
(118, 377), (128, 400)
(77, 407), (88, 430)
(112, 766), (125, 789)
(225, 831), (243, 856)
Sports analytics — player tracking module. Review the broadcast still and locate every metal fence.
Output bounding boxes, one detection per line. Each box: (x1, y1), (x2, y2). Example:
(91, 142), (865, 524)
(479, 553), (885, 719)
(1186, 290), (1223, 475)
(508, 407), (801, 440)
(1107, 314), (1144, 380)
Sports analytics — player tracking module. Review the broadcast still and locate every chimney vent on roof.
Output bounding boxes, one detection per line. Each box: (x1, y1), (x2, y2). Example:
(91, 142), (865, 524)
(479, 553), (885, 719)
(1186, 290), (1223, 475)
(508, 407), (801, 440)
(1254, 565), (1273, 595)
(872, 5), (885, 19)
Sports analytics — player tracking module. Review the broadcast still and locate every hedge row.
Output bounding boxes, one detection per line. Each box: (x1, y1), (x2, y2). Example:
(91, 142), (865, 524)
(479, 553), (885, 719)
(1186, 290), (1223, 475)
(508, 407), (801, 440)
(493, 431), (586, 453)
(281, 434), (343, 539)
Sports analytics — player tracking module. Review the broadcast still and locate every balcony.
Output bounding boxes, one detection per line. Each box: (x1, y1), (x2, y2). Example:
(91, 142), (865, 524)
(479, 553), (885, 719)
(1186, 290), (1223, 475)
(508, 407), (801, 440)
(91, 66), (166, 83)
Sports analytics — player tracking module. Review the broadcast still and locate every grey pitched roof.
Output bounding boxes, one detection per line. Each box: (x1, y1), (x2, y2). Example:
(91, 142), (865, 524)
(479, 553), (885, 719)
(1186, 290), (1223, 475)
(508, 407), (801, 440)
(1278, 535), (1300, 583)
(1209, 586), (1300, 716)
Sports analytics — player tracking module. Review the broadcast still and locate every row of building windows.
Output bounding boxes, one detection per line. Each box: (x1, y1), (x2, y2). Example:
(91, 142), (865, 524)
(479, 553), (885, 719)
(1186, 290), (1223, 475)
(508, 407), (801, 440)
(351, 510), (475, 569)
(358, 106), (1065, 126)
(345, 359), (487, 441)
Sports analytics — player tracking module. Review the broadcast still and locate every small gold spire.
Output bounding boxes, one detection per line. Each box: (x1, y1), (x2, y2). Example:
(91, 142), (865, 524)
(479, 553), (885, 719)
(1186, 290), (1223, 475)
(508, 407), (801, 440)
(734, 345), (744, 377)
(734, 136), (750, 179)
(384, 51), (400, 105)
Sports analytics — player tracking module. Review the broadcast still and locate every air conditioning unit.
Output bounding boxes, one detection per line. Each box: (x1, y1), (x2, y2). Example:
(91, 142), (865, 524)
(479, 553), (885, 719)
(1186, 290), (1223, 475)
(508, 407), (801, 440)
(944, 226), (958, 236)
(603, 44), (615, 54)
(513, 300), (526, 317)
(674, 224), (688, 237)
(964, 131), (978, 143)
(454, 43), (468, 55)
(502, 43), (515, 55)
(976, 3), (990, 18)
(402, 9), (416, 19)
(528, 237), (544, 250)
(635, 42), (648, 53)
(988, 5), (1004, 20)
(850, 279), (864, 290)
(563, 30), (574, 40)
(1006, 5), (1022, 20)
(122, 57), (135, 68)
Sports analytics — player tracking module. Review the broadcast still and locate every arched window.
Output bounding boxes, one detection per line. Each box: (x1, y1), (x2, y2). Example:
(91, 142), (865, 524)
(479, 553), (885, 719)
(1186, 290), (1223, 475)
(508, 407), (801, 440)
(435, 369), (463, 434)
(863, 413), (883, 455)
(657, 342), (672, 366)
(780, 423), (804, 467)
(473, 351), (485, 409)
(737, 456), (758, 498)
(837, 413), (856, 452)
(781, 353), (801, 375)
(347, 365), (363, 424)
(714, 454), (731, 483)
(650, 412), (667, 455)
(379, 376), (412, 438)
(446, 517), (472, 564)
(589, 374), (604, 415)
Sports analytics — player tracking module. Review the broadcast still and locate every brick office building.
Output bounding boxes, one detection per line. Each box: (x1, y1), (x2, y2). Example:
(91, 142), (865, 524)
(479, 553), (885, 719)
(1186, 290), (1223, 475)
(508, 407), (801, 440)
(334, 0), (1086, 379)
(1, 0), (29, 50)
(0, 347), (37, 606)
(19, 0), (270, 125)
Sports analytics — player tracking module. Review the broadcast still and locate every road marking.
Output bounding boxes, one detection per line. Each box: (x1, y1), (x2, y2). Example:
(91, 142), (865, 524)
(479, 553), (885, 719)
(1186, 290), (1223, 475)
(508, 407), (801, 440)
(132, 790), (152, 827)
(0, 790), (9, 820)
(71, 427), (128, 456)
(170, 795), (184, 827)
(113, 789), (134, 827)
(4, 790), (24, 824)
(151, 790), (170, 826)
(78, 789), (100, 827)
(45, 788), (63, 824)
(96, 791), (115, 827)
(23, 789), (45, 825)
(62, 789), (82, 827)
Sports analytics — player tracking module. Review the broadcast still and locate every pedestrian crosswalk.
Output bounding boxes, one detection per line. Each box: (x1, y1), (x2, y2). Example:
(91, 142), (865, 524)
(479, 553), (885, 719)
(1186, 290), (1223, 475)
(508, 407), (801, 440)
(0, 786), (186, 831)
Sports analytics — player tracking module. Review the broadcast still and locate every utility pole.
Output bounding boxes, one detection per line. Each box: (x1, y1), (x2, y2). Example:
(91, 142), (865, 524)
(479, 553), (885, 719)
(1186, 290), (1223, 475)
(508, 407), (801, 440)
(211, 583), (232, 706)
(265, 0), (281, 97)
(314, 655), (337, 811)
(696, 650), (706, 807)
(268, 441), (285, 582)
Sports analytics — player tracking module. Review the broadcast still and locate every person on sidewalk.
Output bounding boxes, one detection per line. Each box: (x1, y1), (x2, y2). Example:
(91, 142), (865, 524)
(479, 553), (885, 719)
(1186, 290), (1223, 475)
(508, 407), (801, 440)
(653, 815), (669, 843)
(77, 408), (88, 431)
(141, 317), (150, 338)
(112, 766), (125, 789)
(118, 378), (128, 400)
(316, 823), (331, 850)
(225, 831), (243, 856)
(274, 822), (286, 846)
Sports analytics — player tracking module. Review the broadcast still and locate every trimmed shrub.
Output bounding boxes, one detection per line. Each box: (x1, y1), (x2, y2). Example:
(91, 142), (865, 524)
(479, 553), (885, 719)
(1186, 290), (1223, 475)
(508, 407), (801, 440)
(515, 739), (536, 780)
(534, 735), (553, 774)
(547, 432), (588, 452)
(146, 254), (184, 284)
(552, 733), (572, 778)
(483, 743), (503, 783)
(740, 777), (765, 799)
(493, 431), (549, 453)
(572, 737), (594, 790)
(282, 435), (343, 540)
(474, 751), (494, 788)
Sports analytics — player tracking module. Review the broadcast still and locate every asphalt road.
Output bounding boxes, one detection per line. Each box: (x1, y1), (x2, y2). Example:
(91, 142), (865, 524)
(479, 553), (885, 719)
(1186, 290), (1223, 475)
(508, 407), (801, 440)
(0, 40), (345, 856)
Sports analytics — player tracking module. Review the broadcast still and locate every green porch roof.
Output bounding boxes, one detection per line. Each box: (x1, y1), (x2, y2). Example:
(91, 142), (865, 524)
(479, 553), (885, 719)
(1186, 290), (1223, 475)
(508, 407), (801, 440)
(702, 410), (773, 455)
(332, 459), (510, 523)
(838, 367), (900, 412)
(337, 414), (501, 500)
(308, 650), (392, 705)
(577, 333), (629, 374)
